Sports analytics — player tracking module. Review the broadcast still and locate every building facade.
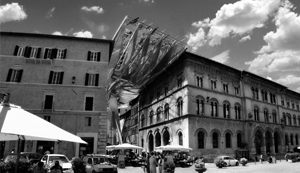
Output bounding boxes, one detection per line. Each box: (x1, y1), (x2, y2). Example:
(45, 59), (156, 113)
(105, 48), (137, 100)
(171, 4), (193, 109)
(0, 32), (114, 159)
(125, 51), (300, 161)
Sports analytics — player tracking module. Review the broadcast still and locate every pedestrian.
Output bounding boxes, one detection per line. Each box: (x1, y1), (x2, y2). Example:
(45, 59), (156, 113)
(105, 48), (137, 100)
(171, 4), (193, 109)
(260, 154), (263, 164)
(33, 161), (46, 173)
(149, 151), (158, 173)
(157, 154), (163, 173)
(146, 153), (150, 173)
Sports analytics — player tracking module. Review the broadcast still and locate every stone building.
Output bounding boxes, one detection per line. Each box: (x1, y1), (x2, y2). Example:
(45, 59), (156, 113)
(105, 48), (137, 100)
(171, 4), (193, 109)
(0, 32), (113, 159)
(124, 51), (300, 161)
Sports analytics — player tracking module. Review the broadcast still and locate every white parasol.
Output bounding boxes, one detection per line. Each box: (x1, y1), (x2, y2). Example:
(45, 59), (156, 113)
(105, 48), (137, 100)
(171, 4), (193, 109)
(154, 144), (192, 152)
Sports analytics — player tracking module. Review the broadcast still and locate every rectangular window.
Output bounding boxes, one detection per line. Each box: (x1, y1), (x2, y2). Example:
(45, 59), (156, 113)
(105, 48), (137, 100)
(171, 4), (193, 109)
(87, 51), (101, 62)
(44, 116), (51, 122)
(85, 97), (94, 111)
(57, 49), (65, 59)
(85, 73), (99, 86)
(15, 46), (25, 56)
(6, 69), (23, 82)
(30, 47), (38, 58)
(85, 117), (92, 126)
(44, 48), (67, 59)
(44, 95), (53, 110)
(48, 71), (64, 84)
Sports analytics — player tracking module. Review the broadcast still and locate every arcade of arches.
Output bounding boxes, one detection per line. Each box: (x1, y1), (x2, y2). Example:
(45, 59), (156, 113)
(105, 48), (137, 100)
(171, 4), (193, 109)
(253, 128), (283, 155)
(145, 128), (171, 151)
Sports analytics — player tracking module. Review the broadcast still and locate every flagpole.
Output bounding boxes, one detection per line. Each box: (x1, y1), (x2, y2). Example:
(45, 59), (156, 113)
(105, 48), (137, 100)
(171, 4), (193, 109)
(112, 15), (128, 40)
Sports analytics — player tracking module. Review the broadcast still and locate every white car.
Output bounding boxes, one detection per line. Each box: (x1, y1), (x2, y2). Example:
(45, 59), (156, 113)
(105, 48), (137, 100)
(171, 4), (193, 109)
(82, 154), (118, 173)
(40, 154), (73, 173)
(214, 156), (239, 167)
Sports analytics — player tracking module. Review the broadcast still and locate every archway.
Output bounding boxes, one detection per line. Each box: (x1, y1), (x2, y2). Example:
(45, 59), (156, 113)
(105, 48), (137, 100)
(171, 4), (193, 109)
(155, 132), (161, 147)
(254, 130), (263, 155)
(265, 131), (272, 154)
(148, 133), (154, 152)
(163, 130), (170, 145)
(274, 131), (281, 153)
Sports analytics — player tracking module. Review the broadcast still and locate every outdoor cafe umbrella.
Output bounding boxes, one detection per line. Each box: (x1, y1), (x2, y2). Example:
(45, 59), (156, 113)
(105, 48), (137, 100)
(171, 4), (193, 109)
(154, 144), (192, 152)
(0, 103), (87, 173)
(106, 143), (143, 150)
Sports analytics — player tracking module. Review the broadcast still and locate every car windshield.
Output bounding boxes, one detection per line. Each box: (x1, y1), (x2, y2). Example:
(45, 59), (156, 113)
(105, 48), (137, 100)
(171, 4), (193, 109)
(94, 157), (110, 164)
(49, 156), (69, 163)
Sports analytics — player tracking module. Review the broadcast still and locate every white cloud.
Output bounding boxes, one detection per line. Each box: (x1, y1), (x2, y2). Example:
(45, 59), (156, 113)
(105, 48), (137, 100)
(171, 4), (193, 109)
(266, 76), (272, 80)
(0, 3), (27, 24)
(239, 35), (251, 42)
(187, 0), (281, 50)
(186, 28), (206, 52)
(276, 75), (300, 85)
(81, 6), (104, 14)
(97, 24), (109, 33)
(211, 49), (231, 64)
(52, 31), (63, 36)
(45, 7), (55, 18)
(73, 31), (93, 38)
(102, 36), (107, 39)
(296, 87), (300, 93)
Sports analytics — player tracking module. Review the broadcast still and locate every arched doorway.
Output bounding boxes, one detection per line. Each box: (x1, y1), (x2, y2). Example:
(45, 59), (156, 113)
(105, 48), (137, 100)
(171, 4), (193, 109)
(155, 132), (161, 147)
(274, 131), (281, 153)
(148, 133), (154, 152)
(163, 130), (170, 145)
(254, 130), (263, 155)
(265, 131), (272, 154)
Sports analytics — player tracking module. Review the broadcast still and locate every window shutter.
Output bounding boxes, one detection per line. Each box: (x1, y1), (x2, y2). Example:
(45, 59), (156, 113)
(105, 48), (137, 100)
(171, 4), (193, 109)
(44, 49), (49, 59)
(85, 73), (89, 86)
(6, 69), (13, 82)
(24, 46), (29, 57)
(59, 72), (64, 84)
(14, 45), (19, 56)
(87, 51), (91, 61)
(97, 52), (101, 61)
(63, 49), (67, 59)
(36, 48), (42, 58)
(95, 74), (99, 86)
(51, 48), (58, 59)
(48, 71), (53, 84)
(17, 70), (23, 83)
(25, 47), (32, 58)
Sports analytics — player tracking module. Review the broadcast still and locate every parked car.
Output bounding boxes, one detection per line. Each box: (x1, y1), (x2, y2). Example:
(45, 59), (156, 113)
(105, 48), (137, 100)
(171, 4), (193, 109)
(21, 152), (43, 165)
(82, 154), (118, 173)
(214, 156), (239, 167)
(40, 154), (73, 173)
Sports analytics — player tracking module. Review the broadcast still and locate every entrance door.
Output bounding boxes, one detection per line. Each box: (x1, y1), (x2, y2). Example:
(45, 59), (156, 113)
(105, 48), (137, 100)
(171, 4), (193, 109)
(79, 137), (94, 157)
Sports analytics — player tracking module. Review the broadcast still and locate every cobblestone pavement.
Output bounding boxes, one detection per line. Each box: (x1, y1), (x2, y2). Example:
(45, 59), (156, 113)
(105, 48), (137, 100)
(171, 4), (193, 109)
(118, 161), (300, 173)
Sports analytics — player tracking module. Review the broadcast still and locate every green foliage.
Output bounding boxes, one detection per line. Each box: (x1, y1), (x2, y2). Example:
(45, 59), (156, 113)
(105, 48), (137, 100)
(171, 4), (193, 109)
(0, 160), (32, 173)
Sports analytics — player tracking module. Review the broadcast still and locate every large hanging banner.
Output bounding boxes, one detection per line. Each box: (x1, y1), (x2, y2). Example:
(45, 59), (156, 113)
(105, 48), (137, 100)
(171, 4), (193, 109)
(108, 16), (187, 105)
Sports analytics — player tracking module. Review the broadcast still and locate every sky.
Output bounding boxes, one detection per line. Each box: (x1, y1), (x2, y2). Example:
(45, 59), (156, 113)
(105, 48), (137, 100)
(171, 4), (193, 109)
(1, 0), (300, 93)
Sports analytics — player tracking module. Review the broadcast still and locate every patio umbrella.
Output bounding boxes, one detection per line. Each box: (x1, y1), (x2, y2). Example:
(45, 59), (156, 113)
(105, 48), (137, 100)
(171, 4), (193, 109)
(0, 103), (87, 173)
(106, 143), (143, 150)
(154, 145), (192, 152)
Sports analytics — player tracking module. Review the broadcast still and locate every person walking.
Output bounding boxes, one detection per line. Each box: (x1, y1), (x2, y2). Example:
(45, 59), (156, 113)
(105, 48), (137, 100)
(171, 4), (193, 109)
(149, 151), (158, 173)
(157, 154), (164, 173)
(260, 154), (263, 164)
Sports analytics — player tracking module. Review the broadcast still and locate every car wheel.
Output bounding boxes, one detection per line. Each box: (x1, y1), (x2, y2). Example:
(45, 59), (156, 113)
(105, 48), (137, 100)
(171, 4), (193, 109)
(236, 162), (239, 166)
(223, 162), (227, 167)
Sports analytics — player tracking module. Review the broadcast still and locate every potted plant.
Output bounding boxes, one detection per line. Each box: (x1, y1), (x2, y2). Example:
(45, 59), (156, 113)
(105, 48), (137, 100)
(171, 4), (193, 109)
(240, 158), (247, 166)
(194, 157), (207, 173)
(214, 158), (225, 168)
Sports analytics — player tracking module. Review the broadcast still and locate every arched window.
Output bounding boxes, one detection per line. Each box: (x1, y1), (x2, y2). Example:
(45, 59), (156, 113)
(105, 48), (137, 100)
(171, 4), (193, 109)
(272, 111), (277, 123)
(296, 134), (299, 145)
(178, 132), (183, 146)
(235, 104), (241, 120)
(283, 113), (287, 124)
(196, 97), (204, 115)
(237, 133), (242, 148)
(290, 134), (294, 145)
(164, 104), (169, 120)
(288, 114), (292, 125)
(298, 116), (300, 126)
(141, 114), (145, 127)
(212, 132), (219, 148)
(196, 76), (203, 87)
(254, 107), (259, 121)
(223, 102), (230, 119)
(157, 107), (162, 123)
(210, 100), (218, 117)
(149, 110), (154, 125)
(264, 109), (269, 123)
(197, 131), (205, 149)
(225, 133), (231, 148)
(177, 97), (183, 117)
(293, 115), (297, 126)
(285, 134), (289, 145)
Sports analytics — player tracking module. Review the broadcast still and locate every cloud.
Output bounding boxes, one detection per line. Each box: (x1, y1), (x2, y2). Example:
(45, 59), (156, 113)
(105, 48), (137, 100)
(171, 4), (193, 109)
(0, 3), (27, 24)
(52, 31), (63, 36)
(187, 0), (281, 50)
(296, 87), (300, 93)
(73, 31), (93, 38)
(266, 76), (272, 80)
(97, 24), (109, 33)
(276, 75), (300, 85)
(239, 35), (251, 42)
(211, 49), (231, 64)
(81, 6), (104, 14)
(45, 7), (55, 18)
(102, 36), (106, 39)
